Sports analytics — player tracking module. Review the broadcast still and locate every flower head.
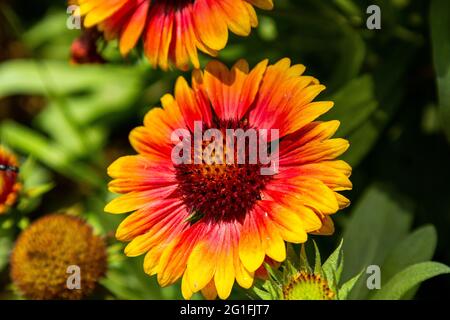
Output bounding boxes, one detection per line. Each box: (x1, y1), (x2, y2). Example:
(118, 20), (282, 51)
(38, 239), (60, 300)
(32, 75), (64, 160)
(76, 0), (274, 70)
(10, 214), (107, 300)
(0, 146), (21, 215)
(282, 272), (334, 300)
(254, 241), (361, 300)
(106, 58), (352, 299)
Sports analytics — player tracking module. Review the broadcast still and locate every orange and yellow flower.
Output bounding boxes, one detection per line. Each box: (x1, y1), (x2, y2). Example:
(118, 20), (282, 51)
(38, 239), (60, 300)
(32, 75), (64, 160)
(106, 58), (352, 299)
(76, 0), (274, 70)
(0, 147), (21, 214)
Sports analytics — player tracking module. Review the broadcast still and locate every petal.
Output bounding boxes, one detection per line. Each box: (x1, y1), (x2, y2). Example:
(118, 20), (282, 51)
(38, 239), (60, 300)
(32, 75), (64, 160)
(104, 185), (177, 214)
(107, 155), (176, 193)
(214, 224), (235, 299)
(175, 76), (213, 131)
(249, 59), (332, 137)
(243, 1), (258, 28)
(267, 177), (339, 215)
(193, 0), (228, 51)
(84, 0), (128, 27)
(335, 192), (351, 209)
(204, 59), (267, 121)
(79, 0), (103, 15)
(280, 161), (352, 191)
(237, 59), (268, 117)
(119, 0), (149, 55)
(201, 280), (218, 300)
(171, 3), (199, 69)
(129, 126), (172, 161)
(115, 199), (183, 241)
(311, 215), (335, 235)
(280, 138), (350, 167)
(181, 269), (194, 300)
(157, 223), (205, 286)
(239, 210), (265, 272)
(231, 223), (254, 289)
(260, 200), (308, 243)
(144, 2), (174, 70)
(246, 0), (274, 10)
(130, 94), (187, 158)
(101, 1), (138, 40)
(295, 205), (323, 232)
(192, 69), (214, 127)
(186, 238), (217, 293)
(260, 217), (286, 262)
(281, 121), (341, 154)
(217, 0), (252, 36)
(124, 205), (188, 256)
(286, 101), (334, 137)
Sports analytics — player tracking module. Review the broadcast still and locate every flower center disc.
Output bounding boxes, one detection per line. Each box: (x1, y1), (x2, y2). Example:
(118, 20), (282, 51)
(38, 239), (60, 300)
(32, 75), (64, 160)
(283, 272), (335, 300)
(175, 124), (271, 222)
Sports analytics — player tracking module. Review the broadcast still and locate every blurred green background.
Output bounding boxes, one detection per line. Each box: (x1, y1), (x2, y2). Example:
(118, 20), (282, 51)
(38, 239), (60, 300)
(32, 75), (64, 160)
(0, 0), (449, 299)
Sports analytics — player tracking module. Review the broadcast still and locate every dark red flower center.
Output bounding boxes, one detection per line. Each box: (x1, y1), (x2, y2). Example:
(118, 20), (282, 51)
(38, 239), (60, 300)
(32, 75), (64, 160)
(175, 122), (273, 222)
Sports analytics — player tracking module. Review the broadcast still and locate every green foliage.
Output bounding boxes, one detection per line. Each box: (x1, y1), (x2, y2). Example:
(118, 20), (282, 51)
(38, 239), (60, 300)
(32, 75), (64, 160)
(322, 239), (344, 289)
(341, 186), (447, 300)
(371, 262), (450, 300)
(102, 245), (183, 300)
(0, 60), (144, 156)
(342, 186), (411, 297)
(0, 238), (9, 264)
(430, 0), (450, 141)
(16, 157), (54, 213)
(381, 225), (437, 283)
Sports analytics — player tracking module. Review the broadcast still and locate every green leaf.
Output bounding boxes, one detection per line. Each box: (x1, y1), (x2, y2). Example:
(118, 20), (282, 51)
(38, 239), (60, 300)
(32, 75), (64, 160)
(312, 241), (322, 276)
(22, 11), (74, 53)
(333, 0), (363, 19)
(299, 244), (311, 272)
(324, 75), (378, 137)
(286, 243), (297, 266)
(310, 3), (366, 90)
(430, 0), (450, 141)
(338, 270), (363, 300)
(284, 245), (300, 276)
(381, 225), (437, 284)
(342, 185), (412, 299)
(371, 262), (450, 300)
(262, 279), (280, 300)
(0, 121), (102, 188)
(24, 183), (55, 198)
(253, 286), (273, 300)
(0, 237), (13, 271)
(101, 253), (181, 300)
(323, 239), (343, 285)
(375, 225), (437, 299)
(265, 262), (282, 282)
(19, 157), (50, 186)
(0, 60), (144, 157)
(342, 43), (417, 166)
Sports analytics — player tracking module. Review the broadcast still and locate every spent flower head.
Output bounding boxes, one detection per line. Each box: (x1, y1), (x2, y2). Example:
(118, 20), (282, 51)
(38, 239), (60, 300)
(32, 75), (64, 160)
(10, 214), (107, 300)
